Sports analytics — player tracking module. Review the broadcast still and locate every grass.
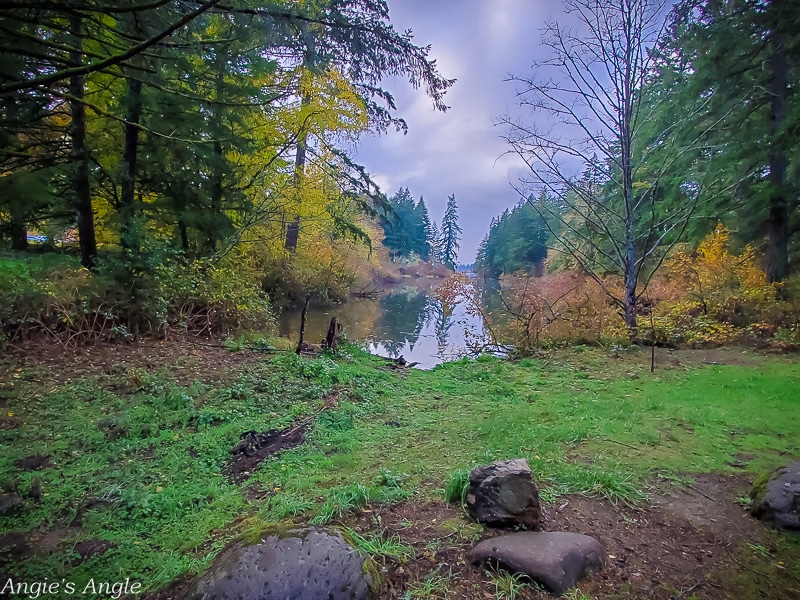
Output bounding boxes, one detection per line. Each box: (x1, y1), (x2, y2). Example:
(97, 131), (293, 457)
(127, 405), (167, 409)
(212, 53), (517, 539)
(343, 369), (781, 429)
(486, 568), (532, 599)
(342, 527), (415, 561)
(443, 468), (470, 505)
(402, 568), (452, 599)
(1, 343), (799, 591)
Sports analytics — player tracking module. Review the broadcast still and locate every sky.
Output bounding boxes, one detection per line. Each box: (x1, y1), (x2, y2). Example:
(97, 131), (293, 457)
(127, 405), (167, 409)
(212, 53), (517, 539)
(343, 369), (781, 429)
(353, 0), (563, 263)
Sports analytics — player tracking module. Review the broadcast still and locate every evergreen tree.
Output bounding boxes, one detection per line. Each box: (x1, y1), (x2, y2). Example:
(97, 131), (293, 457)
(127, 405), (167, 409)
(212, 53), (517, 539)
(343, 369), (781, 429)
(415, 197), (432, 259)
(475, 201), (548, 277)
(0, 0), (454, 264)
(428, 220), (443, 264)
(382, 187), (421, 259)
(666, 0), (800, 281)
(440, 193), (462, 269)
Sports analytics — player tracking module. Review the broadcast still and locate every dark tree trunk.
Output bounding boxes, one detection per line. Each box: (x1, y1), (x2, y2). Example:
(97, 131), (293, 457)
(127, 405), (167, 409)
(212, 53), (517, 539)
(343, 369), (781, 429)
(120, 76), (143, 251)
(69, 14), (96, 269)
(206, 65), (225, 254)
(284, 216), (300, 252)
(623, 263), (638, 340)
(766, 27), (789, 283)
(621, 73), (638, 340)
(285, 91), (310, 252)
(206, 136), (223, 254)
(10, 220), (28, 251)
(179, 219), (189, 253)
(325, 316), (338, 351)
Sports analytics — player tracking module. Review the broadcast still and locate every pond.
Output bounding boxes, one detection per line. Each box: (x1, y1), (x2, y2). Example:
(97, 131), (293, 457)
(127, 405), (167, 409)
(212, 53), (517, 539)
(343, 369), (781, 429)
(278, 278), (493, 369)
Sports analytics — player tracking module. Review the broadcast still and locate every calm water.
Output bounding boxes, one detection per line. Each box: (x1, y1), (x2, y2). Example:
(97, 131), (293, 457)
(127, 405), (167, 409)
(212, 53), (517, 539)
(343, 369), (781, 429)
(278, 280), (492, 369)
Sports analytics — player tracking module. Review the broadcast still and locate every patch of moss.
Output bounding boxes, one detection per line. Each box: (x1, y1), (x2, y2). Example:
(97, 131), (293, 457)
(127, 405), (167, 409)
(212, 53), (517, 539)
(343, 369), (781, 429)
(749, 469), (774, 504)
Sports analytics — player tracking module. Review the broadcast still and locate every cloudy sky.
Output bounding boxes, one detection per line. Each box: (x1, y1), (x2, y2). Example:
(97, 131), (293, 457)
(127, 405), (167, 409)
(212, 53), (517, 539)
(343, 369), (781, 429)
(353, 0), (564, 263)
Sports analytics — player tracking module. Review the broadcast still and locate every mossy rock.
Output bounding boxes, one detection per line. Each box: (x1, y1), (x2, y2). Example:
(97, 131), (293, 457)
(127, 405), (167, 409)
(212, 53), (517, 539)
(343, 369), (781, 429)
(749, 470), (772, 504)
(750, 462), (800, 530)
(187, 527), (377, 600)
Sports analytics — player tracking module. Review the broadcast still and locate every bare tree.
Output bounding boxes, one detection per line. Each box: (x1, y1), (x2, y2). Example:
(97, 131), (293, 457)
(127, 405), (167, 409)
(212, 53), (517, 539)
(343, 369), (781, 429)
(500, 0), (731, 339)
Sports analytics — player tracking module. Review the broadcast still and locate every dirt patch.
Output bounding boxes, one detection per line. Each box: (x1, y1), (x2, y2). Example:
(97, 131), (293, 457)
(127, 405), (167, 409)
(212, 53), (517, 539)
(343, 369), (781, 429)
(601, 346), (777, 371)
(339, 475), (800, 599)
(226, 389), (342, 483)
(1, 334), (269, 389)
(653, 473), (763, 543)
(226, 426), (307, 484)
(14, 454), (51, 470)
(72, 538), (117, 559)
(664, 347), (771, 368)
(0, 532), (30, 563)
(346, 501), (494, 599)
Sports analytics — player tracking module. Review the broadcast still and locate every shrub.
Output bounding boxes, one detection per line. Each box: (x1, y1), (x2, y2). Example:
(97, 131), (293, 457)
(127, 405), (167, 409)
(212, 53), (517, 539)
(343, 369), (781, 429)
(0, 248), (274, 343)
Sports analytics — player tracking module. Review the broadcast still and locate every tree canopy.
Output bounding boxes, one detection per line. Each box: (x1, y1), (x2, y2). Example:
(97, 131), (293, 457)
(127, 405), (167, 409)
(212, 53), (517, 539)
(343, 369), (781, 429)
(0, 0), (455, 272)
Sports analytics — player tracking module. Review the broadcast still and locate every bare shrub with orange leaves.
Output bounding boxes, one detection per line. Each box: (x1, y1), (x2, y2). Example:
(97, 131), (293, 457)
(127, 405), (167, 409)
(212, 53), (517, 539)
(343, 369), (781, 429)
(436, 271), (626, 355)
(493, 271), (625, 351)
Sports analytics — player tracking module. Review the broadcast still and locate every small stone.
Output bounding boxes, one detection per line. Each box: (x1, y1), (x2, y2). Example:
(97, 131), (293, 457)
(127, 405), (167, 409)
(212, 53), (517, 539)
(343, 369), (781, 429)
(468, 531), (606, 594)
(466, 459), (541, 528)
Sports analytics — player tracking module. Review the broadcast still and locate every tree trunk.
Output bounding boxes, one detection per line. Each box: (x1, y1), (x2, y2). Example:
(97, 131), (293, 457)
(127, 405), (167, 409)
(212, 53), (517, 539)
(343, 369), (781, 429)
(295, 294), (311, 354)
(766, 26), (789, 283)
(179, 219), (189, 253)
(120, 76), (143, 251)
(623, 267), (638, 340)
(286, 90), (310, 251)
(325, 316), (338, 351)
(10, 220), (28, 251)
(69, 14), (96, 269)
(206, 64), (225, 254)
(621, 103), (637, 338)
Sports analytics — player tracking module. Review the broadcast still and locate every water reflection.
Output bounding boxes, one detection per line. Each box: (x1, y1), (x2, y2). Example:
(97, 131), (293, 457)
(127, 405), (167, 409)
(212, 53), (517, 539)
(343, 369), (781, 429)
(278, 282), (491, 369)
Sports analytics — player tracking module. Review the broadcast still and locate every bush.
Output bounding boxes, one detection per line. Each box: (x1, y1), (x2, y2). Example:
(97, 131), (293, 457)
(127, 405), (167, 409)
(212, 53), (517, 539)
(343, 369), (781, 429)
(655, 226), (799, 347)
(0, 247), (274, 343)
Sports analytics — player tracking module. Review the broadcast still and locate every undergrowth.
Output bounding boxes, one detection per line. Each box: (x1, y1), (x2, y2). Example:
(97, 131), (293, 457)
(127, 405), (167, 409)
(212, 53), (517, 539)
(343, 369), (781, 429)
(0, 251), (274, 344)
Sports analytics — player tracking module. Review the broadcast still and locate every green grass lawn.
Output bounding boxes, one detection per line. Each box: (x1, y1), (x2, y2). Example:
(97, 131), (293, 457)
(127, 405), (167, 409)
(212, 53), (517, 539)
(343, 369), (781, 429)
(1, 344), (798, 591)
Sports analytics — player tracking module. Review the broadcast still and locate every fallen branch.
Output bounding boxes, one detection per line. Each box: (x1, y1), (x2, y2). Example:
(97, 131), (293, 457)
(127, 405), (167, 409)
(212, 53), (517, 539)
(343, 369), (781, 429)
(671, 583), (701, 600)
(602, 438), (640, 451)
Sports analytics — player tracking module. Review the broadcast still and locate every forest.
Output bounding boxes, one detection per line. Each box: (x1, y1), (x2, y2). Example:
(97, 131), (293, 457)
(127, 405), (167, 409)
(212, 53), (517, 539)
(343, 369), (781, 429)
(0, 0), (455, 340)
(2, 0), (799, 351)
(1, 0), (799, 351)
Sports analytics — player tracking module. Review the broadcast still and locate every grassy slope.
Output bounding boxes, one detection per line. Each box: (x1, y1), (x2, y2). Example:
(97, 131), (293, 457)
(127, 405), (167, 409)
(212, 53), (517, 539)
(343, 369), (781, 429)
(0, 345), (798, 590)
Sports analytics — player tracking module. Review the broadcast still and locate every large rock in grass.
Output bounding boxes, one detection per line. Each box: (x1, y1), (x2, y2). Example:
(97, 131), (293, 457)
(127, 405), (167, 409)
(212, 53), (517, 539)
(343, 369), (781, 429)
(0, 493), (23, 515)
(467, 531), (606, 594)
(185, 527), (376, 600)
(750, 462), (800, 530)
(466, 459), (541, 528)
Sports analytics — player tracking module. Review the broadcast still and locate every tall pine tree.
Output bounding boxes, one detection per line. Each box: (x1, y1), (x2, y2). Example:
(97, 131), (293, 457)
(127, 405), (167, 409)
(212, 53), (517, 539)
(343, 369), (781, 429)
(440, 194), (462, 269)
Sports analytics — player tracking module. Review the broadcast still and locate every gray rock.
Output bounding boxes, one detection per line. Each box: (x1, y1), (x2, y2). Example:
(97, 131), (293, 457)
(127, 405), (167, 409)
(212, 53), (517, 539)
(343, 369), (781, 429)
(467, 531), (605, 594)
(185, 527), (376, 600)
(0, 493), (23, 515)
(466, 459), (541, 528)
(751, 462), (800, 530)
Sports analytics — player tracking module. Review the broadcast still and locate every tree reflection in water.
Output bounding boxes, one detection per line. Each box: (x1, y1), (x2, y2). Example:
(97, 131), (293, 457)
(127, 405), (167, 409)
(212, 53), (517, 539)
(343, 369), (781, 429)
(280, 281), (491, 369)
